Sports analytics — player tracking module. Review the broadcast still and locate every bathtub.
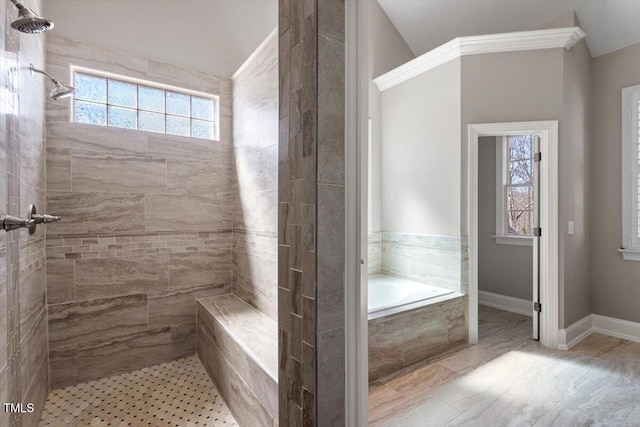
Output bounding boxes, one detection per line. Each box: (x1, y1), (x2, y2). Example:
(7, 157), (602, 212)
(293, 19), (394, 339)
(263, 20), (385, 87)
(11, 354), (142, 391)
(368, 274), (467, 381)
(368, 274), (458, 320)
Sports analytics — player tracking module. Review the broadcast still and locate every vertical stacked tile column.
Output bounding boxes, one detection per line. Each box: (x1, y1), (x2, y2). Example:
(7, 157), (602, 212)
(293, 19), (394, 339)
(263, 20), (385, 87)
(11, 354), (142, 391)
(1, 1), (49, 426)
(278, 0), (346, 425)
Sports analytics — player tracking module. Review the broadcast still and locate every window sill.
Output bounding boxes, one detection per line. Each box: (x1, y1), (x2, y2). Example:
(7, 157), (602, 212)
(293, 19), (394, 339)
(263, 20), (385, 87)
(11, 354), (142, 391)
(493, 235), (533, 246)
(619, 249), (640, 261)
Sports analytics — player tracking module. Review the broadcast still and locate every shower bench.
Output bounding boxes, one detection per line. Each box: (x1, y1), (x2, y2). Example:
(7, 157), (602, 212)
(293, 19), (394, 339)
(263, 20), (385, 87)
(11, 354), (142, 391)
(197, 294), (278, 427)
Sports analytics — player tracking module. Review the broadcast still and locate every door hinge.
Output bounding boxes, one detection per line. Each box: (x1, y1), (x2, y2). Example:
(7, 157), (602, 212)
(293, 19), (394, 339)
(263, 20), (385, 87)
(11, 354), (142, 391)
(534, 302), (542, 312)
(534, 227), (542, 237)
(534, 152), (542, 162)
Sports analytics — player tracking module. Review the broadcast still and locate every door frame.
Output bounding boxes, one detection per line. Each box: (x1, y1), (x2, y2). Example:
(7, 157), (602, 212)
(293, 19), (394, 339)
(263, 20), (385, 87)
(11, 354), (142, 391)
(468, 121), (559, 349)
(345, 0), (369, 425)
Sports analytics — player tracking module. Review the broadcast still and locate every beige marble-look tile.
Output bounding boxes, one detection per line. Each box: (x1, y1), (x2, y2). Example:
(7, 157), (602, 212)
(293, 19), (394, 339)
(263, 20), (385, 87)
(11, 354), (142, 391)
(372, 395), (461, 427)
(74, 327), (176, 383)
(19, 309), (48, 407)
(22, 354), (49, 427)
(198, 295), (278, 378)
(46, 147), (71, 191)
(46, 120), (148, 155)
(169, 251), (231, 290)
(559, 377), (640, 425)
(146, 59), (224, 95)
(532, 403), (604, 427)
(198, 325), (274, 427)
(75, 256), (169, 299)
(148, 284), (226, 328)
(46, 260), (75, 304)
(146, 194), (230, 232)
(167, 159), (230, 197)
(197, 298), (278, 418)
(46, 35), (148, 80)
(622, 404), (640, 427)
(146, 134), (217, 161)
(18, 263), (46, 335)
(48, 344), (79, 390)
(71, 152), (166, 193)
(570, 332), (626, 358)
(46, 192), (146, 235)
(48, 294), (148, 349)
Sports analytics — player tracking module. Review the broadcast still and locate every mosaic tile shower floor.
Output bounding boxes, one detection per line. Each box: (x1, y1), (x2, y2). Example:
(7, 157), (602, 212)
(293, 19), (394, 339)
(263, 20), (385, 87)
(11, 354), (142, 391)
(39, 356), (237, 427)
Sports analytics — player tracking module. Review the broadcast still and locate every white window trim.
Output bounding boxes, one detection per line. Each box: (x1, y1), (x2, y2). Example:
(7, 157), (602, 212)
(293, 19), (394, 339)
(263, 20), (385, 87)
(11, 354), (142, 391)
(494, 136), (534, 246)
(621, 84), (640, 261)
(68, 65), (220, 141)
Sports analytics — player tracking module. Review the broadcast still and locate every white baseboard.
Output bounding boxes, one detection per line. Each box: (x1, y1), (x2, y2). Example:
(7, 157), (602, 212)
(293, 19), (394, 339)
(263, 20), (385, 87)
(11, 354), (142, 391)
(478, 291), (532, 317)
(558, 313), (640, 350)
(558, 314), (593, 350)
(593, 314), (640, 343)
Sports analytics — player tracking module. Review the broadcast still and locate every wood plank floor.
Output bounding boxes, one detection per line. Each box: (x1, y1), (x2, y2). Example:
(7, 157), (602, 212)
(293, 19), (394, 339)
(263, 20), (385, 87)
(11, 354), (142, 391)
(369, 305), (640, 426)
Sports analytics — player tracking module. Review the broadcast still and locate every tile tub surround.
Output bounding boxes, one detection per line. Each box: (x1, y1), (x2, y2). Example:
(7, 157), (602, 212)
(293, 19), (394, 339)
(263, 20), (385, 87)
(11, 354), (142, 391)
(369, 295), (467, 382)
(1, 0), (49, 425)
(279, 0), (346, 424)
(381, 232), (469, 294)
(232, 29), (279, 321)
(197, 294), (278, 427)
(45, 35), (233, 388)
(368, 232), (382, 275)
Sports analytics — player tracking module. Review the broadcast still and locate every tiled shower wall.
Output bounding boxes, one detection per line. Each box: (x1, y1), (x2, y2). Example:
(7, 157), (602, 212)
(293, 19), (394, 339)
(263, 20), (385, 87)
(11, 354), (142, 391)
(44, 35), (233, 389)
(1, 0), (49, 425)
(232, 30), (279, 321)
(278, 0), (346, 424)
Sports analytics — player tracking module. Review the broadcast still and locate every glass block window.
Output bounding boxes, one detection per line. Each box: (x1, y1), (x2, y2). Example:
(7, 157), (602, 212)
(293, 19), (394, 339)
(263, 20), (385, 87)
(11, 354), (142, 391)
(72, 69), (218, 140)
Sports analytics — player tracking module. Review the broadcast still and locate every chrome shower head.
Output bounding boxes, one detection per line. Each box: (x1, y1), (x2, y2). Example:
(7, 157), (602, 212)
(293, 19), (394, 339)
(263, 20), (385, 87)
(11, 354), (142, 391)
(10, 0), (54, 34)
(50, 81), (77, 100)
(30, 65), (77, 101)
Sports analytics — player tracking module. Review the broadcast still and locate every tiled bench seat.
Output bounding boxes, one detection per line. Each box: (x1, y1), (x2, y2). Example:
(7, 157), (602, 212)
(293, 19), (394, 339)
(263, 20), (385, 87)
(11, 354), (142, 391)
(197, 294), (278, 427)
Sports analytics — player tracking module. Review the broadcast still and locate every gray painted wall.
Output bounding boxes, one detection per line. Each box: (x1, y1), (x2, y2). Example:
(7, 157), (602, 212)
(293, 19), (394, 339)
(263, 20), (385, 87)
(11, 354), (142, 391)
(590, 43), (640, 323)
(478, 137), (533, 301)
(560, 39), (592, 326)
(460, 47), (593, 328)
(381, 58), (462, 236)
(368, 1), (414, 233)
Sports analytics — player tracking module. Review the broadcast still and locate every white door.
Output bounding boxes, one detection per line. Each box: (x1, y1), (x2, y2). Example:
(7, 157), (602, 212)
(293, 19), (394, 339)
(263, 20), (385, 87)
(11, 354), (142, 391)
(532, 135), (541, 341)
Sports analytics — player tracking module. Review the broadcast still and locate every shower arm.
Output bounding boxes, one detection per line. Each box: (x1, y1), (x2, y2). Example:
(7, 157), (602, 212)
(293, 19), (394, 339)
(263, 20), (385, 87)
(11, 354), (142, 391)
(30, 64), (59, 84)
(10, 0), (26, 10)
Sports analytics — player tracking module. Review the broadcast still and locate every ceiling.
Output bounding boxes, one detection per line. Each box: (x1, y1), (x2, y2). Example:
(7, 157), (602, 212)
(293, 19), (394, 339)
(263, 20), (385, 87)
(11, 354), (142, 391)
(377, 0), (640, 58)
(43, 0), (278, 78)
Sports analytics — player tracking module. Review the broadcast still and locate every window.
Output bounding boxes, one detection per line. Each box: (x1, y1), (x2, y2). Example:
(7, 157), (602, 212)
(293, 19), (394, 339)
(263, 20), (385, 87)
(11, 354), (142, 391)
(72, 68), (218, 140)
(621, 84), (640, 261)
(495, 134), (538, 245)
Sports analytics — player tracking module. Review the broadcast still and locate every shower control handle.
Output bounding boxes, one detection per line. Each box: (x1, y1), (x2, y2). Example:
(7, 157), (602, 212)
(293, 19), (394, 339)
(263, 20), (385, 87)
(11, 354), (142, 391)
(31, 213), (61, 224)
(26, 204), (61, 234)
(2, 215), (35, 232)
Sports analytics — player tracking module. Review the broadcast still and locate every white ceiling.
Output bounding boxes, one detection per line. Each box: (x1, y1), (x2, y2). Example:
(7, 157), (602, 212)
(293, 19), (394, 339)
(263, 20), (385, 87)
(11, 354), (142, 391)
(43, 0), (278, 78)
(377, 0), (640, 58)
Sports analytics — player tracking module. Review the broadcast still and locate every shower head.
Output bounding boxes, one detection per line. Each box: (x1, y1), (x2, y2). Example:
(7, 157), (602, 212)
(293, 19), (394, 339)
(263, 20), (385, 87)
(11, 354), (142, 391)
(10, 0), (54, 34)
(50, 80), (77, 100)
(30, 64), (77, 100)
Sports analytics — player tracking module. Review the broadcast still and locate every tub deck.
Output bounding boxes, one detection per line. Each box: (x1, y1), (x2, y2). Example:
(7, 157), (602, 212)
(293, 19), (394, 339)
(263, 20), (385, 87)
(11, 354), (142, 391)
(368, 274), (462, 320)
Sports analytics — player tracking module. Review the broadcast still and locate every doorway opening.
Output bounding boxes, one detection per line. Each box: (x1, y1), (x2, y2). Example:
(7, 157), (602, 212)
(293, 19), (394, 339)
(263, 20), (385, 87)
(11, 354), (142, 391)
(468, 121), (559, 349)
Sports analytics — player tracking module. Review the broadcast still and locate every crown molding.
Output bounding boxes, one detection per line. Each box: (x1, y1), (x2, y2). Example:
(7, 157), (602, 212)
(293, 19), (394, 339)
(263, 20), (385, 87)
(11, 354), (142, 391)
(374, 27), (586, 91)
